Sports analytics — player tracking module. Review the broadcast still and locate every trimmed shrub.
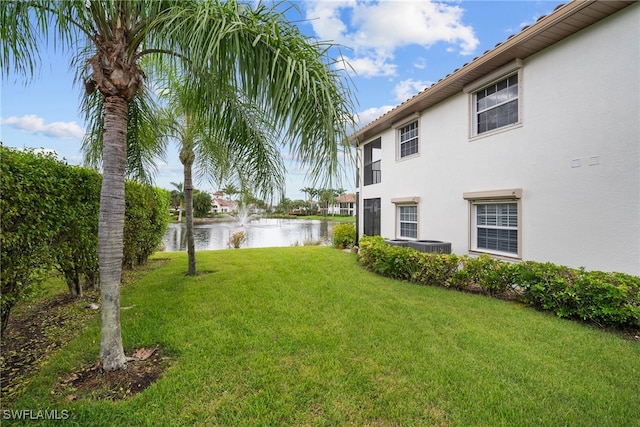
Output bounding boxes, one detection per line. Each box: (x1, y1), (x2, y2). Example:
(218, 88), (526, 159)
(358, 235), (640, 328)
(450, 254), (518, 296)
(1, 147), (65, 331)
(515, 262), (640, 326)
(332, 223), (356, 249)
(53, 165), (101, 296)
(1, 146), (170, 330)
(123, 182), (170, 268)
(411, 253), (460, 287)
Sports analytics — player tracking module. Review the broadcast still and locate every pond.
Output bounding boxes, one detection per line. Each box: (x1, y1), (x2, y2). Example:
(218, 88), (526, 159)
(161, 218), (335, 251)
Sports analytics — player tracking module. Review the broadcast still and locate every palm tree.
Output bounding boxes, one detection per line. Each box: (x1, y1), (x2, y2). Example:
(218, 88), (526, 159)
(159, 77), (285, 276)
(170, 182), (185, 222)
(2, 0), (355, 371)
(221, 184), (240, 200)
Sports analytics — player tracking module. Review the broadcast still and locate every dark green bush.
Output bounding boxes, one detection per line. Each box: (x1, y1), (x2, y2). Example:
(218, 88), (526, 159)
(123, 182), (170, 268)
(450, 254), (517, 296)
(515, 261), (580, 316)
(53, 165), (101, 296)
(515, 262), (640, 326)
(358, 235), (640, 328)
(193, 191), (212, 218)
(358, 236), (457, 284)
(411, 253), (460, 287)
(332, 223), (356, 248)
(1, 147), (65, 331)
(1, 146), (170, 330)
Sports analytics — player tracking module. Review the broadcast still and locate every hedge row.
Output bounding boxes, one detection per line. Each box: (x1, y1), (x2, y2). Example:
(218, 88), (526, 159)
(358, 236), (640, 328)
(1, 146), (170, 331)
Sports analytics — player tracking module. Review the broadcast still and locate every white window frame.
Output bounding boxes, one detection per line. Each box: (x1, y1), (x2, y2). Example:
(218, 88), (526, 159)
(394, 114), (420, 160)
(463, 189), (522, 259)
(396, 203), (418, 239)
(363, 138), (382, 186)
(464, 59), (523, 139)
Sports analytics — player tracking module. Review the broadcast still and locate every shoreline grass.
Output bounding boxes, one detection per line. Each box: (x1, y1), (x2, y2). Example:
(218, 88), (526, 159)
(5, 247), (639, 426)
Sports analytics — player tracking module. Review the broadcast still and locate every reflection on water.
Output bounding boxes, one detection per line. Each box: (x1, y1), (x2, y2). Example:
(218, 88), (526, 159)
(162, 218), (333, 251)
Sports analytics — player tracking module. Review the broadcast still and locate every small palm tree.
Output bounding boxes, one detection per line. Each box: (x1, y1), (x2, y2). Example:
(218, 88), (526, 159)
(221, 184), (240, 200)
(159, 76), (285, 276)
(170, 182), (184, 222)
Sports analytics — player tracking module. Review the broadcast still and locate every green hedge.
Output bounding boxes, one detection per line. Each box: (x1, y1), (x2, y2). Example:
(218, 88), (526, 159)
(357, 236), (640, 328)
(1, 146), (170, 330)
(123, 181), (170, 268)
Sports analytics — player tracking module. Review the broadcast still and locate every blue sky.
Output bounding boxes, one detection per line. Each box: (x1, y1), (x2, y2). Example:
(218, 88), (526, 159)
(1, 0), (563, 201)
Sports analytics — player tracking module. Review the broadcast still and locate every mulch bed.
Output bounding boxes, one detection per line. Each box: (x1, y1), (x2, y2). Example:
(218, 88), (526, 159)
(1, 290), (168, 405)
(54, 347), (168, 401)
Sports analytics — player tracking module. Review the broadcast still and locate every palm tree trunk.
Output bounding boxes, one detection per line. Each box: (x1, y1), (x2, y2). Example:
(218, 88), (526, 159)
(98, 95), (128, 371)
(180, 142), (197, 276)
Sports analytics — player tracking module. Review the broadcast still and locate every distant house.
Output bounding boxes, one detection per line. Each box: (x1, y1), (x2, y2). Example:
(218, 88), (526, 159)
(351, 1), (639, 275)
(211, 197), (237, 214)
(328, 193), (356, 216)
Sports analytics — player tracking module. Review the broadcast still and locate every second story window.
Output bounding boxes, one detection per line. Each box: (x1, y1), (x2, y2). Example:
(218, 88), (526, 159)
(464, 59), (523, 139)
(363, 138), (381, 186)
(474, 74), (519, 135)
(398, 121), (419, 159)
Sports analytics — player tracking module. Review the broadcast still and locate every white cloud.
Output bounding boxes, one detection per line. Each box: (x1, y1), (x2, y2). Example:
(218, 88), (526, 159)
(1, 115), (85, 140)
(341, 52), (396, 77)
(355, 105), (395, 129)
(413, 57), (428, 70)
(393, 78), (432, 103)
(305, 0), (479, 77)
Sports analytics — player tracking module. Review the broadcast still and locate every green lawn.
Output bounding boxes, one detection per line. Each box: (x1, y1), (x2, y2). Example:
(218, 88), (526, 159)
(7, 247), (640, 426)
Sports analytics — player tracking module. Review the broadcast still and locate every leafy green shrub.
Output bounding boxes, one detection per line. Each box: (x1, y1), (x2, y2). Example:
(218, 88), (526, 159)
(449, 254), (517, 296)
(1, 147), (64, 331)
(573, 271), (640, 326)
(515, 262), (640, 326)
(515, 261), (581, 317)
(332, 223), (356, 249)
(53, 165), (101, 295)
(193, 191), (212, 217)
(358, 236), (639, 328)
(358, 236), (458, 284)
(357, 235), (386, 269)
(123, 182), (170, 268)
(411, 253), (460, 287)
(1, 146), (171, 330)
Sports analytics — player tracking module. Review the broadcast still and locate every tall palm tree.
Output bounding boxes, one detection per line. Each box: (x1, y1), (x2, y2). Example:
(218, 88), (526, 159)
(2, 0), (355, 371)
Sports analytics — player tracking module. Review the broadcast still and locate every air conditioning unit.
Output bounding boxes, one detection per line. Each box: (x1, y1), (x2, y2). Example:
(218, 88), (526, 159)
(384, 239), (411, 247)
(407, 240), (452, 254)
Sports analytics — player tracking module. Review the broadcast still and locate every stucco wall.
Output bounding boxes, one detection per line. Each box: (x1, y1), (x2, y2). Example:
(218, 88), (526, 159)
(358, 3), (639, 275)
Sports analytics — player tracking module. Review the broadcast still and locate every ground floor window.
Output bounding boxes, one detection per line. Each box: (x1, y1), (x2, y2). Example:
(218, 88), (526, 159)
(363, 198), (381, 236)
(464, 189), (522, 258)
(473, 202), (518, 254)
(398, 205), (418, 239)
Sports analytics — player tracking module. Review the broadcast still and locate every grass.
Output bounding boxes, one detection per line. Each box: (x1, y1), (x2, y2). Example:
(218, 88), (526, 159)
(5, 246), (640, 426)
(294, 215), (355, 223)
